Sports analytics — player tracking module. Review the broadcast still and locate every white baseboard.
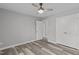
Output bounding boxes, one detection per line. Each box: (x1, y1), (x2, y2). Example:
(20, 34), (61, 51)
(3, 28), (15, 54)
(48, 40), (57, 44)
(0, 39), (38, 51)
(49, 40), (79, 50)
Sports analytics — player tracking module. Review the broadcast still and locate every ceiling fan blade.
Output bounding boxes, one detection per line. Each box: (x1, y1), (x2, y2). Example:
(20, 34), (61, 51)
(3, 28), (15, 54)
(44, 9), (53, 12)
(32, 3), (38, 7)
(46, 9), (53, 11)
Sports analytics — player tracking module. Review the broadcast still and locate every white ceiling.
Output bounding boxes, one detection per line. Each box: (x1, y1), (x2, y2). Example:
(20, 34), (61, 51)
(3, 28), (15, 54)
(0, 3), (79, 18)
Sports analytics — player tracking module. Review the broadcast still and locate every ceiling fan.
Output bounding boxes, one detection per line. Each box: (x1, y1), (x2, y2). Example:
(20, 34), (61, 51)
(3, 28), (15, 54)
(32, 3), (53, 14)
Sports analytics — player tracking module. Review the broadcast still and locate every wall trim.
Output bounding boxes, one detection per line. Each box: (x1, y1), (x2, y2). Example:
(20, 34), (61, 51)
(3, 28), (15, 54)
(0, 39), (37, 51)
(48, 40), (57, 44)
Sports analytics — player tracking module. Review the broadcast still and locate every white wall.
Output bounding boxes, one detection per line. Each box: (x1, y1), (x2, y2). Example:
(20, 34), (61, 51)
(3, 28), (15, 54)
(43, 17), (56, 42)
(0, 8), (36, 49)
(56, 13), (79, 49)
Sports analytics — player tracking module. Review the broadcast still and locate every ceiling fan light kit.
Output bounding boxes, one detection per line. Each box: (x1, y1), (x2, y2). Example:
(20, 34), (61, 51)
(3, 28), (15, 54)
(38, 9), (44, 14)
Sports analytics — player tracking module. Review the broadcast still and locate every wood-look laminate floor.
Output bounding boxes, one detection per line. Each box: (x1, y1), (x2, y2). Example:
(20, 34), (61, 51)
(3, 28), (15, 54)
(0, 39), (79, 55)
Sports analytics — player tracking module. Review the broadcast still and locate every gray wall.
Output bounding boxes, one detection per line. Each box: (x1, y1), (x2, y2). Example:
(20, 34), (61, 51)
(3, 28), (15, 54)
(1, 7), (79, 49)
(56, 13), (79, 49)
(0, 8), (36, 49)
(43, 17), (56, 42)
(43, 13), (79, 49)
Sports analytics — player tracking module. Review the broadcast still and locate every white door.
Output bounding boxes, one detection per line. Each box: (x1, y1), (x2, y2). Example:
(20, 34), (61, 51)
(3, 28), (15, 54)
(36, 21), (45, 40)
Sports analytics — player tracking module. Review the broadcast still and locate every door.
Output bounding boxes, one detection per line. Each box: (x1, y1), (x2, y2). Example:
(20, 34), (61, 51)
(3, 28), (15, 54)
(36, 21), (45, 40)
